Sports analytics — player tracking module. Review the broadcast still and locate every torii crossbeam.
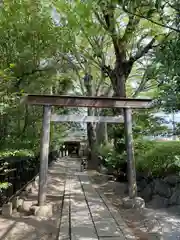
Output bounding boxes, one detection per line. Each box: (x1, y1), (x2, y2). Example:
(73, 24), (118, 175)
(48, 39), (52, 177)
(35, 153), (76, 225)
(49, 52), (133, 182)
(51, 114), (124, 123)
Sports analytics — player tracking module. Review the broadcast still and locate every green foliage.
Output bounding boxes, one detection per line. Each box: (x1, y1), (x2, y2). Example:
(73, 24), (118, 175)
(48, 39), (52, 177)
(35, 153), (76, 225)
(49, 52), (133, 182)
(0, 182), (11, 192)
(150, 35), (180, 112)
(96, 143), (113, 159)
(133, 110), (169, 137)
(96, 143), (126, 169)
(134, 139), (156, 156)
(0, 0), (178, 179)
(136, 140), (180, 177)
(0, 148), (35, 191)
(0, 149), (34, 159)
(0, 1), (75, 157)
(97, 140), (180, 178)
(105, 150), (126, 169)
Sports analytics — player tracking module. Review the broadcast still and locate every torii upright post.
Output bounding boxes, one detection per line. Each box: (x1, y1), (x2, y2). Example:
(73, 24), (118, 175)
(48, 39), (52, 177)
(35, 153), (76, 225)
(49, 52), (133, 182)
(38, 105), (52, 206)
(124, 108), (137, 199)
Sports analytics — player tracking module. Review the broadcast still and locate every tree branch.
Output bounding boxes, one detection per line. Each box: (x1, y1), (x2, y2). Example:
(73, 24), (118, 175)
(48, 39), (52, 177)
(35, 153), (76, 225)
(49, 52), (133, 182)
(122, 14), (140, 42)
(123, 7), (180, 33)
(102, 6), (116, 36)
(129, 37), (156, 63)
(94, 11), (108, 31)
(98, 3), (124, 59)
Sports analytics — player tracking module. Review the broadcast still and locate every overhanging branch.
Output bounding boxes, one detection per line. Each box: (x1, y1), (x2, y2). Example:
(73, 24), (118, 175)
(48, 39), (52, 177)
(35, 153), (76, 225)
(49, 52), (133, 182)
(129, 37), (156, 63)
(123, 7), (180, 33)
(122, 14), (140, 42)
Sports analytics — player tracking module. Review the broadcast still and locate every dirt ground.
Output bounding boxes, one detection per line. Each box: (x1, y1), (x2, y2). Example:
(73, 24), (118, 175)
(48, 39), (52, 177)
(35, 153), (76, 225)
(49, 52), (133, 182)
(89, 171), (180, 240)
(0, 160), (66, 240)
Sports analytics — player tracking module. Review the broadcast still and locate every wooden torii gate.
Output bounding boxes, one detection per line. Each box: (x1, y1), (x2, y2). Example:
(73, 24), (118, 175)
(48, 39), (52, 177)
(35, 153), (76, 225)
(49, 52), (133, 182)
(24, 94), (152, 206)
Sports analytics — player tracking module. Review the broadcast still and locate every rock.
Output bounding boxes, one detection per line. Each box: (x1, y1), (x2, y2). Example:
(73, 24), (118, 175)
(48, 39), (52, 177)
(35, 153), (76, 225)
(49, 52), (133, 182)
(32, 180), (38, 189)
(140, 183), (153, 201)
(164, 175), (180, 186)
(17, 198), (24, 208)
(108, 175), (114, 181)
(31, 204), (53, 217)
(169, 189), (180, 205)
(12, 196), (23, 209)
(154, 179), (171, 198)
(148, 231), (163, 240)
(25, 183), (32, 193)
(122, 197), (134, 208)
(124, 184), (129, 194)
(20, 190), (28, 198)
(114, 171), (127, 182)
(2, 202), (12, 217)
(12, 197), (18, 209)
(100, 165), (108, 174)
(134, 197), (145, 208)
(148, 195), (169, 209)
(136, 172), (146, 181)
(35, 176), (39, 183)
(167, 205), (180, 216)
(107, 166), (114, 175)
(30, 205), (39, 215)
(21, 201), (33, 212)
(122, 197), (145, 209)
(137, 178), (148, 192)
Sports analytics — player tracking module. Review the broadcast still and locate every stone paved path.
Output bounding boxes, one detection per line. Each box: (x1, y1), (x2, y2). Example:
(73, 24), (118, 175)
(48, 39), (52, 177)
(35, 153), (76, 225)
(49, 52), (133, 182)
(57, 157), (135, 240)
(0, 157), (135, 240)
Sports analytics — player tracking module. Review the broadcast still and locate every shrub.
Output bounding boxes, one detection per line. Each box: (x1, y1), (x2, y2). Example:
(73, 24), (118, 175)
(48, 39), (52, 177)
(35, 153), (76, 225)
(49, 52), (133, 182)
(0, 149), (35, 191)
(105, 150), (126, 169)
(134, 139), (156, 156)
(96, 143), (126, 169)
(136, 140), (180, 177)
(0, 149), (35, 159)
(0, 182), (11, 192)
(96, 143), (113, 158)
(96, 140), (180, 177)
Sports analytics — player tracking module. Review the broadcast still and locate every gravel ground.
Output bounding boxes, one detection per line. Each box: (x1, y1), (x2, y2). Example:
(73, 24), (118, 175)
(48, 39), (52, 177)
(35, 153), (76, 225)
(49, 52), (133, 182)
(89, 171), (180, 240)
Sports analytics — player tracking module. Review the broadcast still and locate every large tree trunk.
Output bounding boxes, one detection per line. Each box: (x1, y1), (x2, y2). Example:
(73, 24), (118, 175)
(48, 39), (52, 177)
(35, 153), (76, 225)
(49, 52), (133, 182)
(87, 108), (100, 169)
(96, 122), (108, 145)
(111, 58), (132, 97)
(84, 74), (100, 170)
(87, 124), (98, 169)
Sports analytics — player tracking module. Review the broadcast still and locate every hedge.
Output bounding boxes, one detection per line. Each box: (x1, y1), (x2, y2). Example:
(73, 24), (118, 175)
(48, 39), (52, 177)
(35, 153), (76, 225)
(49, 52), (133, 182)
(97, 140), (180, 177)
(136, 140), (180, 177)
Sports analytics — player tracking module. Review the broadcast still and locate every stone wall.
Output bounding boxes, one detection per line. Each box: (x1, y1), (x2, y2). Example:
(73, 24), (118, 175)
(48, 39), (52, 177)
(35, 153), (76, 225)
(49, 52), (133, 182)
(137, 173), (180, 209)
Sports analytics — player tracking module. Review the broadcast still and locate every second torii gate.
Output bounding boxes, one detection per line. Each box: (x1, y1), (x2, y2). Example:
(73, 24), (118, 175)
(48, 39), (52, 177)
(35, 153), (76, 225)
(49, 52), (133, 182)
(24, 94), (152, 206)
(52, 114), (124, 157)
